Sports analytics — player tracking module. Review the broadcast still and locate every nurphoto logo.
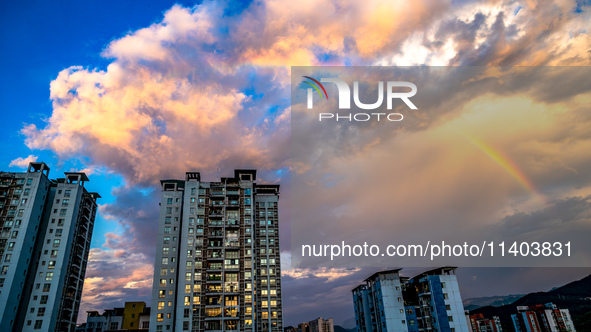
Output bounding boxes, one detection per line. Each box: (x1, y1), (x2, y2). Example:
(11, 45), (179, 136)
(302, 76), (418, 122)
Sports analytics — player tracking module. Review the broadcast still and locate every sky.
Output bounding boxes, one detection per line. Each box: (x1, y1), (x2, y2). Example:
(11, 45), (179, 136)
(1, 0), (591, 328)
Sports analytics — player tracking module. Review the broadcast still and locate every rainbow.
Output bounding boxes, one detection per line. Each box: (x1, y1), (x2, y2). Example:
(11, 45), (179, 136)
(467, 136), (546, 206)
(303, 76), (328, 99)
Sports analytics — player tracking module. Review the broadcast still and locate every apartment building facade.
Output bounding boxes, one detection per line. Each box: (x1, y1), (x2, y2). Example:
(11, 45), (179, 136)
(352, 267), (470, 332)
(511, 303), (576, 332)
(149, 170), (282, 332)
(0, 162), (99, 332)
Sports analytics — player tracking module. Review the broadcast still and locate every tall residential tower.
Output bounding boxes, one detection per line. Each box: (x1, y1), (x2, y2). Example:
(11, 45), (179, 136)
(353, 267), (470, 332)
(149, 170), (282, 332)
(0, 162), (100, 332)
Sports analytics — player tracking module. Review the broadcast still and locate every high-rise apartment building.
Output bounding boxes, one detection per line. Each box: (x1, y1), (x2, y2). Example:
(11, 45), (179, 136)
(0, 162), (100, 332)
(352, 267), (470, 332)
(149, 170), (282, 332)
(511, 303), (576, 332)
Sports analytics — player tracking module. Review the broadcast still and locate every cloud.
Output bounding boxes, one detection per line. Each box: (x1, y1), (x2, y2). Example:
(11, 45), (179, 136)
(8, 155), (38, 168)
(79, 248), (154, 314)
(21, 1), (591, 188)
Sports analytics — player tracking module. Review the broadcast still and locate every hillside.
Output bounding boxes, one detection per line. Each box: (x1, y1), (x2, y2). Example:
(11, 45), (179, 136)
(463, 294), (524, 311)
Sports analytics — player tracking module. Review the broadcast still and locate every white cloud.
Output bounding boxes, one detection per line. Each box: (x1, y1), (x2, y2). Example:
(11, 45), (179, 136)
(8, 155), (38, 168)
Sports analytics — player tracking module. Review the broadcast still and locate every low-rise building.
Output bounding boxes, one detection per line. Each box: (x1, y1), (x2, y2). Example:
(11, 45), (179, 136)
(77, 302), (150, 332)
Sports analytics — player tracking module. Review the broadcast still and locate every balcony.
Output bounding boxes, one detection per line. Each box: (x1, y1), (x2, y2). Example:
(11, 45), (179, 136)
(209, 220), (224, 227)
(226, 219), (239, 227)
(209, 231), (224, 237)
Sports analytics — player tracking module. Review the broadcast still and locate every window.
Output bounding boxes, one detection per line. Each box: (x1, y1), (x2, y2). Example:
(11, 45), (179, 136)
(62, 199), (69, 206)
(4, 254), (11, 262)
(17, 209), (24, 217)
(159, 290), (165, 298)
(51, 250), (58, 257)
(53, 239), (60, 247)
(160, 268), (167, 276)
(45, 272), (53, 281)
(7, 242), (15, 251)
(64, 190), (71, 197)
(184, 296), (190, 305)
(446, 304), (451, 310)
(48, 261), (55, 269)
(37, 308), (45, 316)
(443, 293), (449, 299)
(1, 266), (8, 275)
(160, 279), (167, 286)
(158, 301), (165, 310)
(59, 209), (67, 216)
(42, 284), (50, 292)
(161, 257), (169, 265)
(167, 198), (173, 204)
(448, 316), (453, 322)
(34, 320), (42, 329)
(40, 296), (48, 304)
(24, 188), (30, 196)
(110, 322), (119, 330)
(164, 227), (171, 234)
(165, 217), (171, 224)
(55, 229), (62, 237)
(162, 247), (169, 255)
(57, 219), (64, 226)
(21, 199), (27, 205)
(441, 282), (446, 288)
(14, 220), (21, 227)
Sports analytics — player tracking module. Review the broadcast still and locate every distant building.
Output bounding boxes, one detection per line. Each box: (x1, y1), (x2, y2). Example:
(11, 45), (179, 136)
(469, 313), (503, 332)
(352, 267), (470, 332)
(288, 317), (334, 332)
(511, 303), (576, 332)
(0, 162), (100, 332)
(77, 301), (150, 332)
(309, 317), (334, 332)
